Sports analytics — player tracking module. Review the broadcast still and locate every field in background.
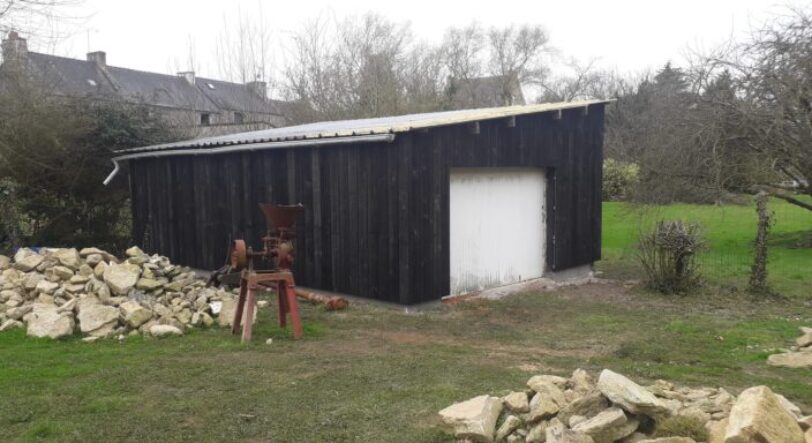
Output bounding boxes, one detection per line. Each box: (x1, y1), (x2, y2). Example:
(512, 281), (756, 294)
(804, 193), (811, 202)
(599, 198), (812, 297)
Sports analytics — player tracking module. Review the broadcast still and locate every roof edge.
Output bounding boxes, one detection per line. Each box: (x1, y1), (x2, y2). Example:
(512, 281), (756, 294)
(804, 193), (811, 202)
(116, 99), (612, 155)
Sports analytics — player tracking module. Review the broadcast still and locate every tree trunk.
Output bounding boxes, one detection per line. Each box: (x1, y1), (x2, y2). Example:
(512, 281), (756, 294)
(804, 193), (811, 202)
(748, 191), (771, 294)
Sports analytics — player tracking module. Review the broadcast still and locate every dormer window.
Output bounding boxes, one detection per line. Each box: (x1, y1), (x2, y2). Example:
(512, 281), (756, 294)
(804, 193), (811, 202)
(200, 113), (211, 126)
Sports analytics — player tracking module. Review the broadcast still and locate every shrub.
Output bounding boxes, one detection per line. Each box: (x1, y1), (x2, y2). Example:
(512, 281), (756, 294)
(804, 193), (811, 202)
(0, 83), (178, 253)
(638, 220), (705, 293)
(602, 159), (640, 201)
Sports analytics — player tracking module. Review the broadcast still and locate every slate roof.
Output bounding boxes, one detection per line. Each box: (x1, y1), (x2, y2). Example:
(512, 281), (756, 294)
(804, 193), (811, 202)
(12, 52), (284, 115)
(116, 99), (610, 155)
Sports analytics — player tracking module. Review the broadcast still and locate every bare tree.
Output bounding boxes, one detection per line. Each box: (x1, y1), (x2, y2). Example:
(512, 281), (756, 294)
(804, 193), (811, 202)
(698, 8), (812, 211)
(0, 0), (82, 43)
(485, 24), (550, 102)
(282, 12), (443, 121)
(441, 23), (485, 83)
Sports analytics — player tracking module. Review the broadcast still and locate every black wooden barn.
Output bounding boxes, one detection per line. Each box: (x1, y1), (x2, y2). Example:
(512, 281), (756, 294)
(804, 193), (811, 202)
(109, 100), (609, 305)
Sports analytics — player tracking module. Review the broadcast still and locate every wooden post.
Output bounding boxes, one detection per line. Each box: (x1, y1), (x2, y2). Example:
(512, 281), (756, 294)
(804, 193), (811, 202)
(241, 282), (257, 343)
(232, 277), (248, 335)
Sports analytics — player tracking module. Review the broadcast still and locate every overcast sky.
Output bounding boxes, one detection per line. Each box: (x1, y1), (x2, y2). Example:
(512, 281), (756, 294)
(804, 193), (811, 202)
(43, 0), (789, 82)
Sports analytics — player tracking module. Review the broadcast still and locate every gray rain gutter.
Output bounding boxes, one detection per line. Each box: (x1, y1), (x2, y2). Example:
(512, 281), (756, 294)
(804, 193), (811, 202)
(103, 133), (397, 186)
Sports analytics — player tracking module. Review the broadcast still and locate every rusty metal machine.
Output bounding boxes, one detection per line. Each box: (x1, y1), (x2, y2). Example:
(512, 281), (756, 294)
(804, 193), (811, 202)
(210, 203), (348, 343)
(211, 203), (305, 342)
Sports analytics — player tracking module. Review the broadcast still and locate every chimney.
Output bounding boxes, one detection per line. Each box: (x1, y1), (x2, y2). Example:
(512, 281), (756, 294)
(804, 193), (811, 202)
(1, 31), (28, 65)
(178, 71), (196, 86)
(86, 51), (106, 67)
(247, 80), (267, 99)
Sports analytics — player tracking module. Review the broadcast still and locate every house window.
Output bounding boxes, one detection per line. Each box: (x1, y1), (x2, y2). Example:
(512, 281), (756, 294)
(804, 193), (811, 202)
(200, 113), (211, 126)
(234, 112), (244, 125)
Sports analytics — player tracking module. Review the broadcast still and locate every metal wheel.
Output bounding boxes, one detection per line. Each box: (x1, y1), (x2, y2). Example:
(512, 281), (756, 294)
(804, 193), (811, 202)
(230, 239), (248, 270)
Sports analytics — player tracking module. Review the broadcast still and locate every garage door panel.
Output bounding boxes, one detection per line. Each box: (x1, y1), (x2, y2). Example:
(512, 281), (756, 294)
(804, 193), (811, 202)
(449, 168), (546, 295)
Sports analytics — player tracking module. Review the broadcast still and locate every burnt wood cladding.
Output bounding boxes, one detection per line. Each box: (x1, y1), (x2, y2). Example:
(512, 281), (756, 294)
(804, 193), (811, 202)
(129, 104), (605, 304)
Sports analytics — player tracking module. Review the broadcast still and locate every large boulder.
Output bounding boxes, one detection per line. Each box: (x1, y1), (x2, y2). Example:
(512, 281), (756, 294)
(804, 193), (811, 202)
(77, 303), (119, 337)
(438, 395), (502, 443)
(597, 369), (671, 418)
(119, 301), (153, 328)
(724, 385), (804, 443)
(767, 352), (812, 369)
(103, 263), (141, 295)
(0, 254), (10, 270)
(26, 304), (74, 339)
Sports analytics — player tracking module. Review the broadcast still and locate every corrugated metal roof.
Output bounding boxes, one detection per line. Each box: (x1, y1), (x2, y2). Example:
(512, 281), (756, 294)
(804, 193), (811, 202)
(116, 99), (609, 154)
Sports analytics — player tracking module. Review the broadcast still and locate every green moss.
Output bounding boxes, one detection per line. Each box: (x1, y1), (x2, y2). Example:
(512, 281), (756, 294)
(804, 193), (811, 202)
(654, 416), (709, 441)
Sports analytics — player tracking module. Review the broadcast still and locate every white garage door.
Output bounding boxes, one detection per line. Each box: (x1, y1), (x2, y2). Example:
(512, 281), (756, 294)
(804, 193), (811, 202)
(449, 168), (546, 295)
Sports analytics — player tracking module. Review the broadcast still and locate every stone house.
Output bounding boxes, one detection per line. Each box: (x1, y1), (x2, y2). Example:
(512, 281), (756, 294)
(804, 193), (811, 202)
(0, 31), (290, 137)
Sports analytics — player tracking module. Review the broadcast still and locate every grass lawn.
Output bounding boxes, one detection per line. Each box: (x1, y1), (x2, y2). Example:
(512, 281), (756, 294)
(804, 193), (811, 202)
(599, 198), (812, 297)
(1, 283), (810, 442)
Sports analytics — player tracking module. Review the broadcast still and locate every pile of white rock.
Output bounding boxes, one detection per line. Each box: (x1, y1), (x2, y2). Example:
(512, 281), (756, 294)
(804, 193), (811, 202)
(767, 327), (812, 369)
(439, 369), (810, 443)
(0, 246), (253, 340)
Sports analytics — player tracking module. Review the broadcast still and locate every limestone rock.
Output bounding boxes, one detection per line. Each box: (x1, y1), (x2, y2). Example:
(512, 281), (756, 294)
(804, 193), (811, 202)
(526, 420), (550, 443)
(620, 433), (650, 443)
(547, 419), (595, 443)
(136, 278), (162, 291)
(149, 324), (183, 337)
(77, 304), (119, 337)
(570, 368), (595, 394)
(528, 382), (567, 422)
(218, 298), (256, 327)
(767, 352), (812, 368)
(572, 407), (637, 443)
(495, 415), (522, 442)
(0, 254), (9, 270)
(559, 391), (610, 424)
(35, 279), (59, 294)
(103, 263), (141, 295)
(0, 319), (23, 331)
(796, 330), (812, 348)
(597, 369), (671, 418)
(26, 304), (74, 339)
(528, 374), (569, 391)
(725, 385), (804, 443)
(15, 254), (43, 272)
(438, 395), (502, 443)
(638, 438), (696, 443)
(125, 246), (145, 257)
(51, 248), (81, 269)
(47, 266), (74, 281)
(503, 391), (530, 413)
(120, 301), (152, 328)
(776, 394), (802, 419)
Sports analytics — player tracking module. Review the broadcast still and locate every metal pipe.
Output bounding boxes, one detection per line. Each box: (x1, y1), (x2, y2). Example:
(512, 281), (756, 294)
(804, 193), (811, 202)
(295, 288), (349, 311)
(102, 159), (120, 186)
(102, 133), (396, 185)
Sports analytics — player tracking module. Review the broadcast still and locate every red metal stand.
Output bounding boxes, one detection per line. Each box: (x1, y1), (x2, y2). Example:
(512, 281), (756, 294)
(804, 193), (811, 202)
(231, 269), (303, 342)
